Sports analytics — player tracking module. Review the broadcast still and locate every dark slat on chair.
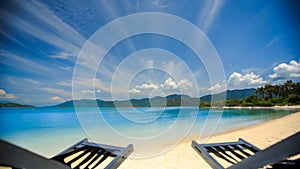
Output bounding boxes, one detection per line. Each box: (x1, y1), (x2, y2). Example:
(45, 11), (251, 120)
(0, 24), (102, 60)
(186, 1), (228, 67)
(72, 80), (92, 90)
(75, 148), (102, 167)
(223, 145), (245, 160)
(92, 151), (111, 168)
(52, 145), (87, 162)
(206, 147), (236, 164)
(241, 143), (259, 153)
(214, 146), (239, 163)
(53, 144), (114, 169)
(203, 142), (256, 166)
(232, 144), (252, 157)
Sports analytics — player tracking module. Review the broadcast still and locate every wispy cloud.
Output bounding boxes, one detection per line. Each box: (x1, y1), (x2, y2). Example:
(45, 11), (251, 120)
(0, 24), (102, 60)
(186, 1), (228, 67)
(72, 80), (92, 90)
(56, 81), (72, 87)
(25, 78), (40, 84)
(59, 66), (71, 71)
(81, 89), (101, 94)
(264, 35), (281, 49)
(40, 87), (71, 98)
(50, 52), (75, 60)
(198, 0), (225, 32)
(152, 0), (169, 8)
(0, 27), (27, 49)
(0, 50), (54, 75)
(1, 0), (87, 60)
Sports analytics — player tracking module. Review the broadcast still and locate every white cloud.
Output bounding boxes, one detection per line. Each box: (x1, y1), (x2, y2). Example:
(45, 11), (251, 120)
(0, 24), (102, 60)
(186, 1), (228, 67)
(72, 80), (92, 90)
(0, 89), (18, 99)
(50, 96), (65, 102)
(136, 83), (159, 90)
(81, 89), (101, 94)
(208, 83), (222, 91)
(162, 78), (178, 89)
(178, 79), (193, 90)
(0, 89), (5, 95)
(269, 60), (300, 80)
(228, 72), (267, 89)
(128, 78), (193, 95)
(129, 88), (141, 94)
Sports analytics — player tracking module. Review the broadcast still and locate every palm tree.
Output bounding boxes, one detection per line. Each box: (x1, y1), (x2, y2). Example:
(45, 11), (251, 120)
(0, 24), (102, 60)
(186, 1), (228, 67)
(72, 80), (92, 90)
(264, 84), (273, 100)
(273, 84), (280, 98)
(283, 80), (293, 97)
(256, 86), (265, 99)
(278, 84), (284, 98)
(294, 82), (300, 95)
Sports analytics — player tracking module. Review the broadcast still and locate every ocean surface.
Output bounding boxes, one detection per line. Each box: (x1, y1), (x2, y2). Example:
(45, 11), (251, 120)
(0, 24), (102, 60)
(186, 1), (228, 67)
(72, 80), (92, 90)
(0, 107), (298, 158)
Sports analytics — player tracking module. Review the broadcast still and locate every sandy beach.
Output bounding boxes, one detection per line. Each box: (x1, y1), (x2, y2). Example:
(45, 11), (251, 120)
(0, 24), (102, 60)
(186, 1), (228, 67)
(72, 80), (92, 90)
(119, 111), (300, 169)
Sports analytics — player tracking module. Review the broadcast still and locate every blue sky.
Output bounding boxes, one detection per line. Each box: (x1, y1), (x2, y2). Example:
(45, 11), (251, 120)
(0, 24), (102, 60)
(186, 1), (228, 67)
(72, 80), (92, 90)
(0, 0), (299, 106)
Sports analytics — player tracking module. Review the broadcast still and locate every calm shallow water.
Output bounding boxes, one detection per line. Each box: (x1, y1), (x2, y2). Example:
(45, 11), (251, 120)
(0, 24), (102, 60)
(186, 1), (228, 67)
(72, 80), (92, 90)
(0, 107), (298, 158)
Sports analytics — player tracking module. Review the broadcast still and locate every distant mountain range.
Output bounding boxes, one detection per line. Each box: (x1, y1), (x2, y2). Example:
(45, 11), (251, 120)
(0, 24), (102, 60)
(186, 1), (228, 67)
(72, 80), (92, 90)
(0, 88), (255, 108)
(199, 88), (256, 102)
(51, 88), (256, 108)
(50, 94), (200, 108)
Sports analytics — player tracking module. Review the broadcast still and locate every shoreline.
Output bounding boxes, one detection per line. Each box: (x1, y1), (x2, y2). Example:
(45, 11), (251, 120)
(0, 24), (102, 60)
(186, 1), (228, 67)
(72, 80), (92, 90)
(222, 105), (300, 109)
(120, 111), (300, 169)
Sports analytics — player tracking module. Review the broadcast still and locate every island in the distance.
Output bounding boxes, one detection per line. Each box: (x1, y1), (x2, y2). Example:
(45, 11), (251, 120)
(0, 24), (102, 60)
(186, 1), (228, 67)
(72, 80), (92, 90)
(0, 102), (35, 108)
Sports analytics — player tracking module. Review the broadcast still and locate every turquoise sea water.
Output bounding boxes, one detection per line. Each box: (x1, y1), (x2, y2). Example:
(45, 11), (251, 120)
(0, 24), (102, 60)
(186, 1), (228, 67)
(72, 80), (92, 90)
(0, 107), (298, 158)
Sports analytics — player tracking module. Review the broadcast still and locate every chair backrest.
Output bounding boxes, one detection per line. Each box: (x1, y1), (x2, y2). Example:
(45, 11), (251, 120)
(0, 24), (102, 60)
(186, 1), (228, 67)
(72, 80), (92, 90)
(0, 139), (133, 169)
(192, 132), (300, 169)
(52, 138), (133, 169)
(192, 138), (260, 169)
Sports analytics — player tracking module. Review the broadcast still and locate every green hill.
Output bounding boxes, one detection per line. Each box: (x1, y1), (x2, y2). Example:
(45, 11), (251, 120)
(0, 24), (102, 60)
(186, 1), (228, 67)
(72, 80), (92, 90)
(200, 88), (255, 102)
(0, 102), (35, 108)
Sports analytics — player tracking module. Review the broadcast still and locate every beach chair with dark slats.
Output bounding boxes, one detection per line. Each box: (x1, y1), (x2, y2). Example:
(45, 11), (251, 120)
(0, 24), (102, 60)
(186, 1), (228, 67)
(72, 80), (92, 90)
(0, 138), (133, 169)
(52, 138), (133, 169)
(192, 132), (300, 169)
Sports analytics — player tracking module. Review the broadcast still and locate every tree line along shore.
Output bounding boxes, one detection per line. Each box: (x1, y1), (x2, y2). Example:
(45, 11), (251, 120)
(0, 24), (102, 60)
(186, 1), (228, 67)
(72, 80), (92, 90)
(201, 80), (300, 107)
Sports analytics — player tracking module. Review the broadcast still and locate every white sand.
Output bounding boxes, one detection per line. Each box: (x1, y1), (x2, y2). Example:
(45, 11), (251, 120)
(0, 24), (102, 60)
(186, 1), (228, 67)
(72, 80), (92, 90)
(119, 111), (300, 169)
(223, 105), (300, 109)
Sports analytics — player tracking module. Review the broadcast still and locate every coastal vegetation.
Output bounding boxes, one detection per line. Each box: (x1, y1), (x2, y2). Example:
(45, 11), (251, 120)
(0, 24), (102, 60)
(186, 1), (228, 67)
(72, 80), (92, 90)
(0, 102), (35, 108)
(201, 80), (300, 107)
